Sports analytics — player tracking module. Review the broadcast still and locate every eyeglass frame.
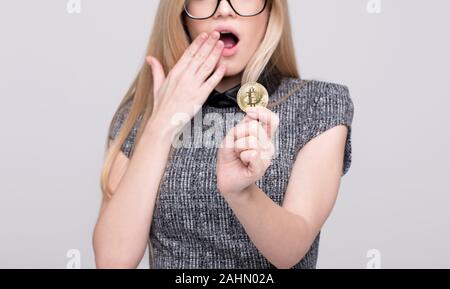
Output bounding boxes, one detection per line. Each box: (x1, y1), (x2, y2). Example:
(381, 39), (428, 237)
(183, 0), (268, 20)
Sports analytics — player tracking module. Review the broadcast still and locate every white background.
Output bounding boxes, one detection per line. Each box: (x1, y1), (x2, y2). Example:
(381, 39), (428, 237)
(0, 0), (449, 268)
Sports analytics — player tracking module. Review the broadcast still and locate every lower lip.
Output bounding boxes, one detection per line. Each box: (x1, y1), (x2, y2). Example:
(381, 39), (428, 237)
(221, 41), (239, 57)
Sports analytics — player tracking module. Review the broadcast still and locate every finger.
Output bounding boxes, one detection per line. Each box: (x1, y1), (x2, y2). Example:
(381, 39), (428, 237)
(219, 126), (238, 162)
(196, 39), (224, 82)
(189, 31), (221, 75)
(234, 135), (259, 154)
(246, 107), (280, 139)
(199, 62), (226, 98)
(233, 119), (270, 144)
(239, 149), (261, 171)
(234, 135), (274, 161)
(246, 107), (279, 139)
(146, 56), (166, 97)
(243, 115), (253, 123)
(170, 32), (209, 77)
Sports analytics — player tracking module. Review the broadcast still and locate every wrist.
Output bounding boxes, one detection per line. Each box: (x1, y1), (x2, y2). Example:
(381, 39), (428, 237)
(221, 183), (257, 207)
(144, 115), (183, 144)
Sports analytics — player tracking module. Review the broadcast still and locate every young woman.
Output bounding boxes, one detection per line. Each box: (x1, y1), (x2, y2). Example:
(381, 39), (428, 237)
(93, 0), (354, 269)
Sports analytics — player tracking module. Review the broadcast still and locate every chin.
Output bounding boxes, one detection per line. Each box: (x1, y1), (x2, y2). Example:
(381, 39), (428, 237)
(221, 61), (245, 77)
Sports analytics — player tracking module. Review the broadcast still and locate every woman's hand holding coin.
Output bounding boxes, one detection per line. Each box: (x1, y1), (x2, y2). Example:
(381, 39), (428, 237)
(216, 106), (280, 200)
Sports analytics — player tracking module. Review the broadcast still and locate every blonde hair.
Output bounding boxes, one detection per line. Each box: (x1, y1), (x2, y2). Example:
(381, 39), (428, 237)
(100, 0), (302, 200)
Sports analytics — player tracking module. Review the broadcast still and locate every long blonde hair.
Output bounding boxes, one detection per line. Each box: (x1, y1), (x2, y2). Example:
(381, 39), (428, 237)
(100, 0), (302, 200)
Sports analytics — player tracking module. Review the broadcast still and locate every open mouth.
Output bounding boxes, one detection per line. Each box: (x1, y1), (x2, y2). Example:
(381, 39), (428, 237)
(219, 32), (240, 49)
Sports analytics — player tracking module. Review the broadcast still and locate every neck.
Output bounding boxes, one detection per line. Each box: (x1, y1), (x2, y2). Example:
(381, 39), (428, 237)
(215, 72), (243, 93)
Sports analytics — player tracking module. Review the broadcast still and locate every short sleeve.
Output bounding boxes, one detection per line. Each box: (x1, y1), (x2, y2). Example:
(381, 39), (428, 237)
(299, 82), (354, 176)
(108, 99), (142, 158)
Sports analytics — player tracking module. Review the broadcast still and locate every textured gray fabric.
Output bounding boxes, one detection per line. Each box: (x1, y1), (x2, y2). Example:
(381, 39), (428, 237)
(108, 77), (354, 269)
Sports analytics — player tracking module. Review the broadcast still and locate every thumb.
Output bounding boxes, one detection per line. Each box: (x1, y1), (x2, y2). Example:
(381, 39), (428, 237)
(240, 150), (259, 170)
(146, 56), (165, 97)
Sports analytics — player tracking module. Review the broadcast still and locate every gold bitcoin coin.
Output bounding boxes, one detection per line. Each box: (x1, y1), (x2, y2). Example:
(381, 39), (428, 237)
(237, 82), (269, 112)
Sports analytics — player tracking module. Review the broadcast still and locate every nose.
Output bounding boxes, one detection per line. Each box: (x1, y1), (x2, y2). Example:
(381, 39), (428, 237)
(213, 0), (237, 18)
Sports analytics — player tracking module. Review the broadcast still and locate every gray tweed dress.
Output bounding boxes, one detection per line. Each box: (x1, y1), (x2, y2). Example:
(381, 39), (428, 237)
(108, 76), (354, 269)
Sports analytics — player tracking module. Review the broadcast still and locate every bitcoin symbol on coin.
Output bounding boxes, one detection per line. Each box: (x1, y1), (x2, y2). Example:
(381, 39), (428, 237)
(237, 82), (269, 112)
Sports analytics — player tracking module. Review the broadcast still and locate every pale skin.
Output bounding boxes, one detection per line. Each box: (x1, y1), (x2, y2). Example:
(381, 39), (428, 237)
(183, 0), (270, 92)
(93, 31), (227, 268)
(93, 1), (348, 269)
(217, 107), (348, 268)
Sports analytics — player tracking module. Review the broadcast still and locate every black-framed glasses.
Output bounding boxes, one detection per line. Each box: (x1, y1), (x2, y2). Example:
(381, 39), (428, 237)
(184, 0), (268, 20)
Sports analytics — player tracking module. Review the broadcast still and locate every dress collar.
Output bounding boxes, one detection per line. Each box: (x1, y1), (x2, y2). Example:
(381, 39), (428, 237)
(204, 66), (283, 108)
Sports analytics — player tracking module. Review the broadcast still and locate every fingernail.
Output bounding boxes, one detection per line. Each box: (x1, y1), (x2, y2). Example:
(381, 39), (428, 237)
(247, 108), (256, 113)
